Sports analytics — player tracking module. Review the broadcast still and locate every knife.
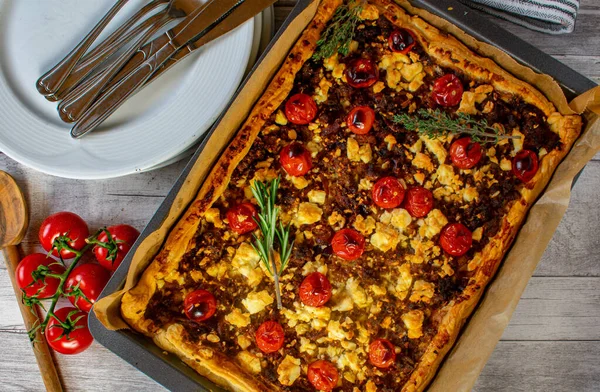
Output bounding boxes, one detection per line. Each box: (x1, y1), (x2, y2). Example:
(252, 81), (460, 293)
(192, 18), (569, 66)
(72, 0), (276, 138)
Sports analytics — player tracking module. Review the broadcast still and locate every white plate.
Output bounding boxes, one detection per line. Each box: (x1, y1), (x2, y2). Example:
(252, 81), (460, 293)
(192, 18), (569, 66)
(0, 0), (255, 179)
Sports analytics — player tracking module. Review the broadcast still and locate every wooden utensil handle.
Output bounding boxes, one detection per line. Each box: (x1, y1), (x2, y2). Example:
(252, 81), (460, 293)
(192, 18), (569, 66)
(3, 245), (63, 392)
(35, 0), (129, 97)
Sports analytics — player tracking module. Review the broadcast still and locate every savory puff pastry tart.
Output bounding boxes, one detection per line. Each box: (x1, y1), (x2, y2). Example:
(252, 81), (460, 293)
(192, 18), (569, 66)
(121, 0), (582, 390)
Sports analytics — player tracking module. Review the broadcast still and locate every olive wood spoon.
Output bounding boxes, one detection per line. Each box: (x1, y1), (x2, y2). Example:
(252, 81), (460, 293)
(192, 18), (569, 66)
(0, 172), (63, 392)
(36, 0), (129, 97)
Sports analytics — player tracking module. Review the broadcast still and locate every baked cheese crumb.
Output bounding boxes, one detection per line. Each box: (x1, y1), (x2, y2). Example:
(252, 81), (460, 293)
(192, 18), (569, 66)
(370, 222), (401, 252)
(278, 355), (302, 386)
(314, 78), (333, 104)
(231, 243), (263, 286)
(511, 128), (525, 155)
(275, 109), (288, 125)
(413, 152), (434, 172)
(296, 202), (323, 226)
(409, 280), (435, 303)
(204, 208), (223, 228)
(353, 215), (376, 235)
(402, 310), (425, 339)
(419, 209), (448, 238)
(359, 3), (379, 19)
(358, 178), (373, 191)
(500, 157), (512, 171)
(307, 190), (326, 204)
(389, 263), (412, 300)
(288, 175), (310, 190)
(380, 208), (412, 232)
(237, 335), (251, 350)
(242, 290), (273, 314)
(347, 137), (360, 162)
(328, 211), (346, 230)
(224, 308), (251, 328)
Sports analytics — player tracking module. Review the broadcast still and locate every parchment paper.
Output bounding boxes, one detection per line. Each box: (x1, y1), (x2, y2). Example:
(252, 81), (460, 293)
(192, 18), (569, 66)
(94, 1), (600, 390)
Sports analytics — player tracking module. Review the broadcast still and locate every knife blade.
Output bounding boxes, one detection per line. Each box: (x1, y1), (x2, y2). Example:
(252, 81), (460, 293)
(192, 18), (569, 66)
(71, 0), (248, 138)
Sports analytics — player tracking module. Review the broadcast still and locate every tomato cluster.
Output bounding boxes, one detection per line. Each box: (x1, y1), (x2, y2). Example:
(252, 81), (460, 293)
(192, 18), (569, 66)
(15, 211), (140, 355)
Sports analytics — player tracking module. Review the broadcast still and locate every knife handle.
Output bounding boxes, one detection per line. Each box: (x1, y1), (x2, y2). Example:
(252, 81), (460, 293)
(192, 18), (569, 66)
(58, 19), (168, 123)
(51, 4), (168, 102)
(70, 43), (176, 139)
(36, 0), (129, 97)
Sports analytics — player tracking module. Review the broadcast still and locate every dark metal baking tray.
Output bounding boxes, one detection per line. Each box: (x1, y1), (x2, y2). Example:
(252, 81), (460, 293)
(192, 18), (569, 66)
(89, 1), (596, 391)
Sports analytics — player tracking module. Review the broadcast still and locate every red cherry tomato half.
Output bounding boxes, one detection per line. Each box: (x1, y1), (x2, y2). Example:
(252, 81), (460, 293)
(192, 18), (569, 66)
(184, 289), (217, 322)
(431, 74), (464, 107)
(345, 58), (379, 88)
(331, 228), (365, 261)
(299, 272), (332, 307)
(39, 212), (89, 259)
(285, 93), (317, 125)
(226, 203), (258, 235)
(93, 224), (140, 272)
(372, 177), (406, 209)
(15, 253), (65, 299)
(512, 149), (539, 183)
(255, 320), (285, 354)
(439, 223), (472, 257)
(404, 187), (434, 218)
(308, 360), (339, 392)
(64, 263), (111, 313)
(388, 29), (416, 54)
(45, 307), (93, 355)
(449, 137), (483, 170)
(279, 142), (312, 177)
(369, 338), (397, 369)
(346, 106), (375, 135)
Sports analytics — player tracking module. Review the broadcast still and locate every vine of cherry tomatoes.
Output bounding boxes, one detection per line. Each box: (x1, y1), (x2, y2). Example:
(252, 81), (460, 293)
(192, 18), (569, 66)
(15, 211), (139, 355)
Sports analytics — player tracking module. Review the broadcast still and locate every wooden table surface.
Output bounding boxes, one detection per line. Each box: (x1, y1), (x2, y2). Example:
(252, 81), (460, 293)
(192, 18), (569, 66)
(1, 1), (599, 391)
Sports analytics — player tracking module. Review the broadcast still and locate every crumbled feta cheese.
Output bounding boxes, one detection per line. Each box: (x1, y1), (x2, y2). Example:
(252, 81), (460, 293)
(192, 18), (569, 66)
(277, 355), (301, 386)
(296, 202), (323, 226)
(402, 310), (424, 339)
(307, 190), (327, 205)
(224, 308), (251, 328)
(242, 290), (273, 314)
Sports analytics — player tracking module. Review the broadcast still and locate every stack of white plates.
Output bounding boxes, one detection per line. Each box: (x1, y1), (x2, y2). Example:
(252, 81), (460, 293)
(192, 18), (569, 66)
(0, 0), (273, 179)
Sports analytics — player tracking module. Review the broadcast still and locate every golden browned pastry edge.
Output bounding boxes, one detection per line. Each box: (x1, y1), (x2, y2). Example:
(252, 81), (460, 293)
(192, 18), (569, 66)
(121, 1), (582, 391)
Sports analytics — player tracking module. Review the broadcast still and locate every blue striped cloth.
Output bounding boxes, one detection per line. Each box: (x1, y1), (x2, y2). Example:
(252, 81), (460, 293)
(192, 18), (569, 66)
(458, 0), (580, 34)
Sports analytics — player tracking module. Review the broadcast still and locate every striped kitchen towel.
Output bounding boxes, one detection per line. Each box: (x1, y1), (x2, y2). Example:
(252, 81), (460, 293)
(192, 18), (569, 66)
(457, 0), (580, 34)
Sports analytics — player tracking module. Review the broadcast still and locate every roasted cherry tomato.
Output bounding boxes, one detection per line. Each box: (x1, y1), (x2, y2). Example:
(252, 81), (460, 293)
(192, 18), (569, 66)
(255, 320), (285, 354)
(431, 74), (464, 107)
(15, 253), (65, 299)
(372, 176), (406, 209)
(346, 106), (375, 135)
(45, 307), (93, 355)
(299, 272), (332, 307)
(439, 223), (472, 257)
(449, 137), (483, 169)
(64, 263), (111, 313)
(279, 142), (312, 177)
(39, 212), (89, 259)
(308, 360), (339, 392)
(184, 289), (217, 322)
(226, 203), (258, 235)
(331, 228), (365, 261)
(345, 58), (379, 88)
(404, 187), (434, 218)
(369, 338), (397, 369)
(388, 29), (416, 54)
(285, 93), (317, 125)
(512, 149), (539, 183)
(93, 224), (140, 272)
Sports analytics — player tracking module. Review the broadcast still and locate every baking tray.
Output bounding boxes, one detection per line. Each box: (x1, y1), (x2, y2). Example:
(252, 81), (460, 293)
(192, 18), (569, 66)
(89, 1), (597, 391)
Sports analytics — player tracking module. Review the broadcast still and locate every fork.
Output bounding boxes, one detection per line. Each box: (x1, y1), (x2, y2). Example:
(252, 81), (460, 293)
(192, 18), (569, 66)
(57, 0), (206, 123)
(47, 0), (169, 102)
(36, 0), (129, 97)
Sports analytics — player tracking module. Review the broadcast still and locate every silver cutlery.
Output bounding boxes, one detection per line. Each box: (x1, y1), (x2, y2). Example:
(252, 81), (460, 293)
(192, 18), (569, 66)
(36, 0), (129, 97)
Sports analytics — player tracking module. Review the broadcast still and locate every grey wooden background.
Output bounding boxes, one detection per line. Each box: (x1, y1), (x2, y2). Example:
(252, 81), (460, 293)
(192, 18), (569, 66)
(1, 1), (599, 391)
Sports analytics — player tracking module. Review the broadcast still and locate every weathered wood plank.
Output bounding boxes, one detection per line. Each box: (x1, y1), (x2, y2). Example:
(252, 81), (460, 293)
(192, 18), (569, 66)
(474, 341), (600, 392)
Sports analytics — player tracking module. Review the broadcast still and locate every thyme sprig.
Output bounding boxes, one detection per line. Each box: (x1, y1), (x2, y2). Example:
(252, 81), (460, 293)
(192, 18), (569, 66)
(393, 108), (520, 143)
(250, 177), (294, 310)
(313, 0), (364, 61)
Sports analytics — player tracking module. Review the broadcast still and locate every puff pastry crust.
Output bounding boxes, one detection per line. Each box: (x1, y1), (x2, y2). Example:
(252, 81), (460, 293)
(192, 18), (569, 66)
(121, 1), (582, 391)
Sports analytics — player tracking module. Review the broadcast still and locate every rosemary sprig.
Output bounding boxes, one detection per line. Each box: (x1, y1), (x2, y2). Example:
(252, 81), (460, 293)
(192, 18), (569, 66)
(313, 0), (364, 61)
(393, 108), (520, 143)
(251, 177), (294, 310)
